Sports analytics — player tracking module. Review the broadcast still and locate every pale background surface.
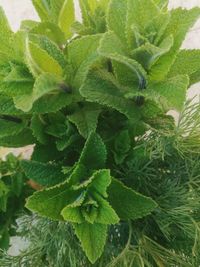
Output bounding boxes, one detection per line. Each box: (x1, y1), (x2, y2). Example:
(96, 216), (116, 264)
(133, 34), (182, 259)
(0, 0), (199, 255)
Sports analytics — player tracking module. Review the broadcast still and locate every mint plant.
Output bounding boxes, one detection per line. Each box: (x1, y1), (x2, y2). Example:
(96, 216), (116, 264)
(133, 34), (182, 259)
(0, 154), (31, 250)
(0, 0), (200, 265)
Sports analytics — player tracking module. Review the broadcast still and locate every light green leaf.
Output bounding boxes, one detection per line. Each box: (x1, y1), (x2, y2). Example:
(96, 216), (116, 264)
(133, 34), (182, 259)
(74, 222), (107, 263)
(107, 0), (128, 42)
(80, 69), (141, 121)
(79, 132), (107, 170)
(99, 32), (147, 84)
(0, 7), (13, 57)
(68, 103), (101, 138)
(150, 8), (200, 81)
(25, 39), (63, 77)
(31, 0), (51, 21)
(127, 0), (160, 45)
(94, 194), (119, 225)
(168, 49), (200, 85)
(13, 73), (63, 112)
(0, 95), (23, 115)
(58, 0), (75, 39)
(148, 75), (189, 111)
(61, 206), (84, 223)
(21, 160), (66, 187)
(30, 22), (65, 45)
(26, 182), (80, 220)
(68, 34), (102, 88)
(108, 178), (157, 220)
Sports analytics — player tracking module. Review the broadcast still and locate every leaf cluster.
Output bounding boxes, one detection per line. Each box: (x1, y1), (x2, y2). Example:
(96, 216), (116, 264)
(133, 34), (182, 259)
(0, 0), (200, 265)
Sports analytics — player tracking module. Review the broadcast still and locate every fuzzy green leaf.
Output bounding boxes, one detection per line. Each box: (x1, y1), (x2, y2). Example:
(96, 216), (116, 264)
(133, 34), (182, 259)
(0, 95), (23, 115)
(168, 49), (200, 85)
(99, 31), (147, 83)
(0, 118), (26, 138)
(26, 182), (80, 220)
(80, 69), (141, 121)
(148, 75), (189, 111)
(0, 7), (13, 57)
(107, 0), (128, 42)
(150, 8), (200, 81)
(21, 160), (66, 187)
(68, 34), (102, 88)
(79, 132), (107, 170)
(68, 103), (101, 138)
(13, 73), (64, 112)
(0, 129), (36, 148)
(25, 39), (63, 77)
(108, 178), (157, 220)
(74, 222), (107, 263)
(58, 0), (75, 38)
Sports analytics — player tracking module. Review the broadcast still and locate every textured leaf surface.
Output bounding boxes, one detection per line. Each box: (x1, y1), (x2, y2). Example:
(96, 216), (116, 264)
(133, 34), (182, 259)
(13, 73), (64, 112)
(25, 40), (63, 77)
(74, 222), (107, 263)
(0, 129), (35, 148)
(21, 160), (66, 187)
(107, 0), (128, 42)
(79, 132), (107, 170)
(80, 69), (141, 120)
(168, 49), (200, 85)
(58, 0), (75, 38)
(148, 75), (189, 111)
(108, 178), (157, 220)
(150, 8), (200, 80)
(26, 182), (79, 220)
(0, 118), (26, 138)
(0, 7), (13, 57)
(68, 103), (101, 138)
(68, 34), (102, 88)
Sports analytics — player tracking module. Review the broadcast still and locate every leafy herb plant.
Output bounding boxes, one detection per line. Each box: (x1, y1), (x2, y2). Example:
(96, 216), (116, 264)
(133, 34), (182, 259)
(0, 0), (200, 266)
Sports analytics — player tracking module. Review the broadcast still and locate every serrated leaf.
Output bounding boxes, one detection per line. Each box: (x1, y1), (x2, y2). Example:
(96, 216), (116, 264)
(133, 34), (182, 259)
(0, 129), (35, 148)
(30, 22), (65, 45)
(94, 194), (119, 225)
(61, 205), (85, 223)
(21, 160), (66, 187)
(26, 182), (80, 220)
(79, 132), (107, 170)
(107, 0), (128, 42)
(127, 0), (160, 46)
(13, 73), (63, 112)
(74, 222), (107, 263)
(88, 169), (111, 198)
(30, 115), (48, 144)
(25, 39), (63, 77)
(168, 49), (200, 85)
(148, 75), (189, 111)
(31, 0), (50, 21)
(80, 69), (141, 121)
(0, 118), (26, 138)
(58, 0), (75, 39)
(108, 178), (157, 220)
(0, 95), (24, 115)
(68, 34), (102, 88)
(68, 103), (101, 138)
(150, 8), (200, 81)
(0, 7), (13, 57)
(99, 31), (147, 84)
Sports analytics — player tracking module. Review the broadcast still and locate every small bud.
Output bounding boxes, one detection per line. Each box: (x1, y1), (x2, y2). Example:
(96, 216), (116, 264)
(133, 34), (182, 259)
(59, 83), (72, 93)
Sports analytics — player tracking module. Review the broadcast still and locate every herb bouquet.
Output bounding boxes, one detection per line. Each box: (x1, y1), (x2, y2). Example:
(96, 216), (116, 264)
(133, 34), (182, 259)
(0, 0), (200, 266)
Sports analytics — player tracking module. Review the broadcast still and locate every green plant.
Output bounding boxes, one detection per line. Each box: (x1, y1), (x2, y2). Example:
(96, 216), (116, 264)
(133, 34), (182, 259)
(0, 154), (31, 250)
(0, 0), (200, 265)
